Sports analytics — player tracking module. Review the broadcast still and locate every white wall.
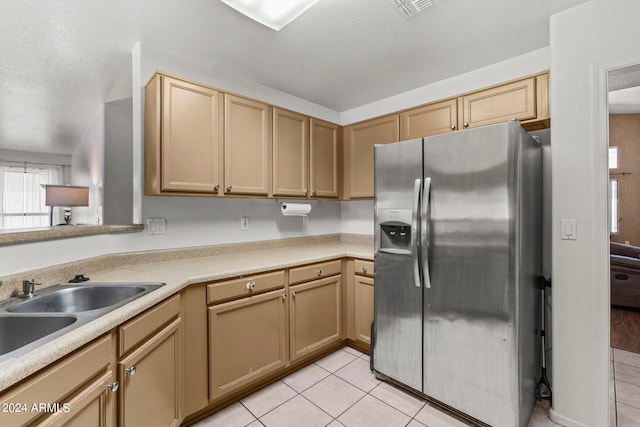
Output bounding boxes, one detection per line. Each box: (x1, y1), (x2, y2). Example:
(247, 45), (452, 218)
(550, 1), (640, 426)
(71, 105), (104, 226)
(103, 98), (133, 225)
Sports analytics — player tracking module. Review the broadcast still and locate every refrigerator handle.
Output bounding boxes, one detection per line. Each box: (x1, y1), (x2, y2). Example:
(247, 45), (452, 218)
(412, 178), (422, 288)
(422, 177), (432, 289)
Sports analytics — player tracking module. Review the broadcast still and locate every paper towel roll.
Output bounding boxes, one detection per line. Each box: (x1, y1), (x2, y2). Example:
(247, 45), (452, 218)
(281, 202), (311, 216)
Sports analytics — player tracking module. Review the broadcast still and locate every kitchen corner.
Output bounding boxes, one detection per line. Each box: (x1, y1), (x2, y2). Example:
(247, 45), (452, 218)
(0, 233), (372, 392)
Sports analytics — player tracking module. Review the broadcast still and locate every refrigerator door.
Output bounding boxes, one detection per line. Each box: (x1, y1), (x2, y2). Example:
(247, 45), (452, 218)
(421, 121), (521, 425)
(373, 138), (423, 392)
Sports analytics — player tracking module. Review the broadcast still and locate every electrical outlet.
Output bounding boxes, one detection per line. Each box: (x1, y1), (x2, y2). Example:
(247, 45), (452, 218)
(240, 217), (249, 231)
(146, 218), (166, 235)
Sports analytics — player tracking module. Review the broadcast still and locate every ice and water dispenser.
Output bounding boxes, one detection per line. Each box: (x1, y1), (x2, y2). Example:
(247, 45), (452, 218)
(377, 208), (413, 254)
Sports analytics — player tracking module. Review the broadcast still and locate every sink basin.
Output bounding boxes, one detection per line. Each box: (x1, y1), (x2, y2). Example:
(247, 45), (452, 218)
(0, 282), (165, 365)
(7, 285), (149, 313)
(0, 315), (77, 356)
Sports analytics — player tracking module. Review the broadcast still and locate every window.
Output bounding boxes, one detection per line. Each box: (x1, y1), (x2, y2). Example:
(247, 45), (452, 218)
(609, 179), (618, 234)
(0, 162), (66, 229)
(609, 146), (618, 169)
(608, 147), (619, 234)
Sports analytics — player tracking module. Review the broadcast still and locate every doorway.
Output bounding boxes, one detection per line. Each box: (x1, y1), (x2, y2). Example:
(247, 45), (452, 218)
(607, 62), (640, 426)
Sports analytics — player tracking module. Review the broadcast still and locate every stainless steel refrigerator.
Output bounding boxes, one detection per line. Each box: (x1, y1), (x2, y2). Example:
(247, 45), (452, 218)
(372, 120), (542, 427)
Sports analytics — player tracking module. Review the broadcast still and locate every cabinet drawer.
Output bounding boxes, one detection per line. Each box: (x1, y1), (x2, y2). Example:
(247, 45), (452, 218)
(289, 260), (341, 285)
(0, 334), (113, 427)
(119, 294), (180, 356)
(207, 270), (285, 305)
(354, 259), (373, 277)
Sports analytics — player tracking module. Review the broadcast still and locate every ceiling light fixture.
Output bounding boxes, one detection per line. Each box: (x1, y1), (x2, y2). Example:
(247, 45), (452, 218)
(219, 0), (320, 31)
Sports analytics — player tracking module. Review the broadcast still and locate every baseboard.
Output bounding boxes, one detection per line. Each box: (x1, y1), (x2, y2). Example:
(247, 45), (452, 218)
(549, 407), (590, 427)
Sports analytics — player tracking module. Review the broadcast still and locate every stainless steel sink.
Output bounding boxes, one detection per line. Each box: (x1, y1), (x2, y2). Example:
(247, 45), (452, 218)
(0, 282), (165, 366)
(7, 284), (152, 313)
(0, 315), (77, 356)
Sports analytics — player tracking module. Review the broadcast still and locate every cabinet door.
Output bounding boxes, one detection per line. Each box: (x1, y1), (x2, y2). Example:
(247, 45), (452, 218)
(272, 108), (309, 197)
(354, 275), (374, 346)
(310, 118), (339, 198)
(460, 77), (536, 130)
(290, 275), (342, 361)
(400, 98), (458, 139)
(160, 76), (222, 193)
(36, 371), (117, 427)
(345, 115), (399, 199)
(224, 94), (271, 196)
(119, 318), (182, 427)
(208, 288), (287, 401)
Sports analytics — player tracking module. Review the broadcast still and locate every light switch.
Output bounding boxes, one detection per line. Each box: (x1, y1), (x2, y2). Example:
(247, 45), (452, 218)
(560, 219), (577, 240)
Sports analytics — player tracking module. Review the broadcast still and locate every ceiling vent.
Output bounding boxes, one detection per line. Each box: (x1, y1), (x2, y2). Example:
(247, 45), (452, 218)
(391, 0), (434, 18)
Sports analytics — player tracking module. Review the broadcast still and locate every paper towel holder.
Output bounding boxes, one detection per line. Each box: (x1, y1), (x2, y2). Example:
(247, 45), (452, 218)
(279, 201), (312, 217)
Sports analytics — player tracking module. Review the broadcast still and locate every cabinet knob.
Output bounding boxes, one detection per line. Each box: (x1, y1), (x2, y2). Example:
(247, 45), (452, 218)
(292, 290), (297, 297)
(282, 293), (287, 299)
(316, 269), (322, 276)
(214, 184), (220, 191)
(450, 124), (456, 130)
(305, 189), (309, 196)
(312, 190), (317, 196)
(463, 122), (469, 128)
(246, 281), (255, 290)
(226, 185), (232, 192)
(126, 366), (137, 376)
(362, 266), (368, 273)
(106, 381), (119, 393)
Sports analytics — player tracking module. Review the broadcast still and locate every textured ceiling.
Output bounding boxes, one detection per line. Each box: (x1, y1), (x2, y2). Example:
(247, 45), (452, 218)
(0, 0), (590, 155)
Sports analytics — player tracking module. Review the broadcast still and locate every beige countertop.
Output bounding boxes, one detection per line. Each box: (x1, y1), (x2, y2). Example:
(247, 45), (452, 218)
(0, 237), (373, 391)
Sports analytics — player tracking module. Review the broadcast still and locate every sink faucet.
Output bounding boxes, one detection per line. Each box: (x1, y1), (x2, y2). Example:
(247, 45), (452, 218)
(21, 279), (42, 298)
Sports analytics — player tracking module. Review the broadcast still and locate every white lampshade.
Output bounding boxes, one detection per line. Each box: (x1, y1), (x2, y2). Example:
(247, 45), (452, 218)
(45, 185), (89, 207)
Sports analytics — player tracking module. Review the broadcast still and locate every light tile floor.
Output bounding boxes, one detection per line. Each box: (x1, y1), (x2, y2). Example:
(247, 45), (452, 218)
(193, 347), (560, 427)
(611, 347), (640, 427)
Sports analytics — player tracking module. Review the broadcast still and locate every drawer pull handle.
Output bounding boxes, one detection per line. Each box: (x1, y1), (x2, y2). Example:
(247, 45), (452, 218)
(317, 269), (322, 276)
(106, 381), (119, 392)
(246, 281), (256, 290)
(126, 366), (137, 376)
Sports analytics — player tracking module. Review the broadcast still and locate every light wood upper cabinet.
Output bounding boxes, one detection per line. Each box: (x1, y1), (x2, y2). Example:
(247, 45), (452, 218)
(272, 108), (309, 197)
(344, 114), (400, 199)
(224, 94), (271, 196)
(310, 118), (340, 198)
(459, 76), (537, 130)
(208, 288), (287, 401)
(145, 74), (223, 195)
(289, 275), (342, 362)
(400, 98), (458, 139)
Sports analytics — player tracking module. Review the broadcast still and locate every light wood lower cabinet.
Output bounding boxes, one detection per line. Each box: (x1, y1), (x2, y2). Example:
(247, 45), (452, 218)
(0, 334), (116, 427)
(208, 288), (287, 401)
(354, 275), (374, 346)
(289, 275), (342, 362)
(118, 295), (183, 427)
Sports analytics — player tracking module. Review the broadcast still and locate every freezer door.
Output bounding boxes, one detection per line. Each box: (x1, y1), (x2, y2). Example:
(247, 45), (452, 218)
(421, 121), (523, 426)
(373, 138), (423, 392)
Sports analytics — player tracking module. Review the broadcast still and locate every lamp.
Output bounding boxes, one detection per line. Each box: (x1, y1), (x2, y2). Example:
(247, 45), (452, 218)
(44, 185), (89, 226)
(219, 0), (320, 31)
